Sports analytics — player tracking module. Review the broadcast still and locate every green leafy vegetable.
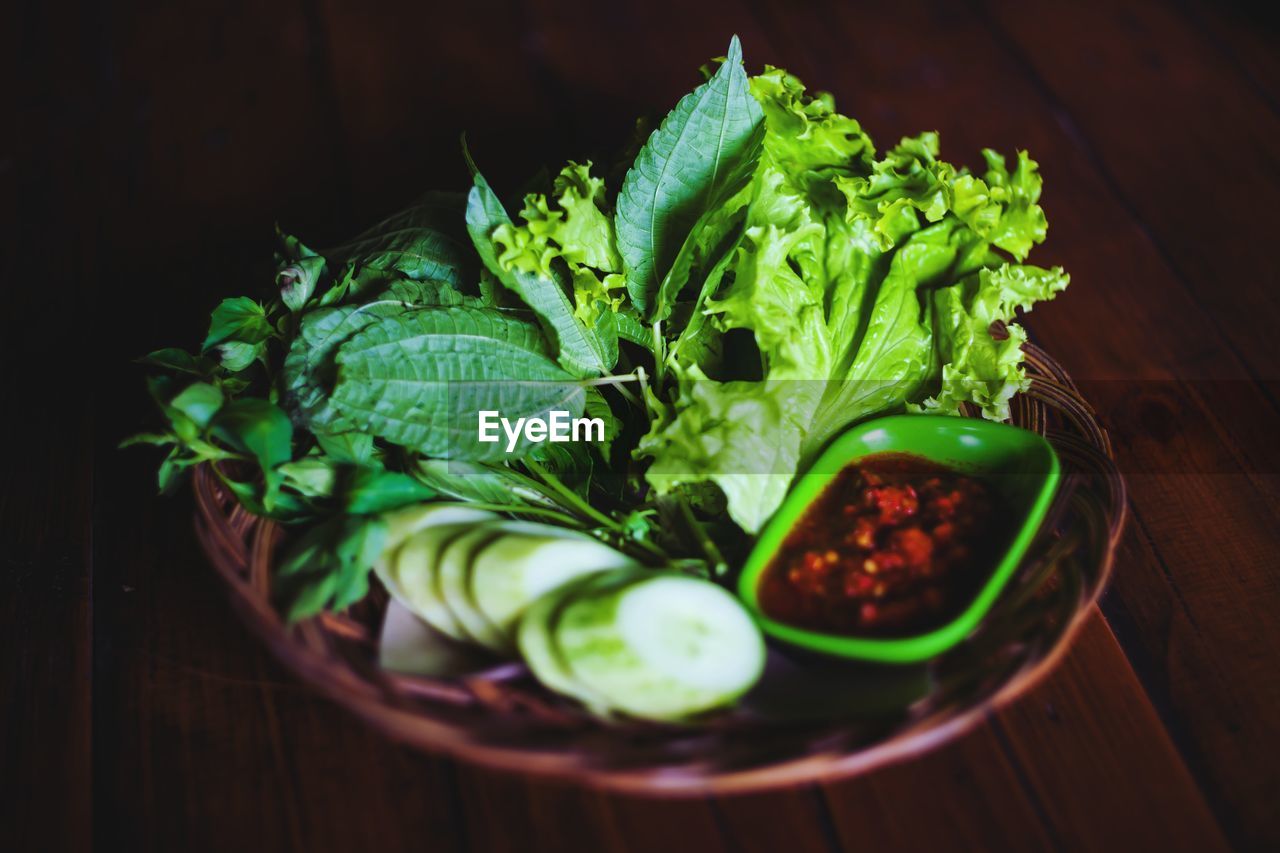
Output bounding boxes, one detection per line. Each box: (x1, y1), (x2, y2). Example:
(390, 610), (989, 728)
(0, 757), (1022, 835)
(128, 35), (1069, 629)
(329, 307), (587, 460)
(202, 297), (278, 371)
(634, 62), (1068, 531)
(467, 168), (613, 377)
(275, 515), (389, 620)
(211, 398), (294, 511)
(616, 35), (764, 316)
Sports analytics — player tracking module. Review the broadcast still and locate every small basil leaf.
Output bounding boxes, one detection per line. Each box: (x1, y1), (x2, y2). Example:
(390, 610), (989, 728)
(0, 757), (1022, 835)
(168, 382), (223, 428)
(203, 297), (274, 350)
(211, 398), (293, 510)
(213, 340), (263, 373)
(277, 458), (338, 498)
(315, 432), (375, 465)
(157, 448), (198, 495)
(278, 255), (326, 312)
(342, 467), (435, 515)
(275, 515), (388, 620)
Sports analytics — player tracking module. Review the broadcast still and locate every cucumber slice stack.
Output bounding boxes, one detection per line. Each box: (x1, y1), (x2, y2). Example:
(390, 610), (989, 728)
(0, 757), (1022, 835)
(516, 573), (620, 717)
(518, 567), (766, 722)
(375, 506), (766, 720)
(374, 504), (498, 640)
(390, 522), (482, 641)
(379, 511), (639, 653)
(470, 523), (635, 642)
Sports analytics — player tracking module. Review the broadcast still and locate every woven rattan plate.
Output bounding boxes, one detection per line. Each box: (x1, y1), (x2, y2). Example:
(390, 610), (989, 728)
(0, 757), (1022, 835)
(193, 343), (1126, 795)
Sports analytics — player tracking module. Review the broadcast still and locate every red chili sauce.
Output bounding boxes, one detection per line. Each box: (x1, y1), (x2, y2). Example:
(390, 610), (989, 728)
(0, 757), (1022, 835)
(758, 453), (1005, 637)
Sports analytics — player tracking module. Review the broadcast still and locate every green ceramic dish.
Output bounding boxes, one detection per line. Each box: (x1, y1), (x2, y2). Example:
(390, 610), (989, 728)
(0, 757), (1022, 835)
(736, 415), (1060, 664)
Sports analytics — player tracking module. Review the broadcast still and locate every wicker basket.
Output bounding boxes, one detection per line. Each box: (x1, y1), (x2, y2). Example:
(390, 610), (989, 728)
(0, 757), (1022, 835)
(193, 344), (1126, 795)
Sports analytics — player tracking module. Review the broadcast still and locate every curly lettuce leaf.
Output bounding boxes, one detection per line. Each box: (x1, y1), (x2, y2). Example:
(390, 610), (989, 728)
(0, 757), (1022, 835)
(913, 263), (1069, 419)
(637, 65), (1066, 532)
(639, 368), (812, 533)
(466, 168), (613, 376)
(487, 160), (656, 372)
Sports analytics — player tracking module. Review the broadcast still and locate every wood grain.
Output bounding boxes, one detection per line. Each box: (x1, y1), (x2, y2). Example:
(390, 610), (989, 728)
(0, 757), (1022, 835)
(984, 0), (1280, 378)
(3, 1), (98, 849)
(821, 728), (1058, 851)
(92, 462), (471, 853)
(1180, 1), (1280, 112)
(0, 419), (94, 853)
(995, 614), (1230, 852)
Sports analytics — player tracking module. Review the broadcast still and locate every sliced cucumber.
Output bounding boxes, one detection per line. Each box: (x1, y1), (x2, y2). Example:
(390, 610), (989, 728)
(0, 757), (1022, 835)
(556, 571), (765, 721)
(389, 523), (484, 641)
(516, 573), (620, 716)
(380, 503), (494, 551)
(471, 527), (637, 641)
(373, 505), (495, 634)
(436, 525), (510, 651)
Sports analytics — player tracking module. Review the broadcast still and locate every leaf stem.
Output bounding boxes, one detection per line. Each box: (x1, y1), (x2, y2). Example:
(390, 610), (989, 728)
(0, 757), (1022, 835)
(677, 493), (727, 575)
(450, 501), (582, 526)
(581, 370), (645, 388)
(651, 320), (666, 385)
(524, 459), (618, 530)
(624, 530), (669, 564)
(609, 381), (640, 408)
(633, 365), (663, 425)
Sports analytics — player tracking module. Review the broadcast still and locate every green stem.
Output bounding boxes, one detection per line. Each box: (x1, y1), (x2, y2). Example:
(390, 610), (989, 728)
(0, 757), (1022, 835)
(651, 320), (665, 385)
(677, 494), (726, 574)
(609, 381), (640, 408)
(491, 465), (572, 510)
(582, 370), (642, 409)
(625, 530), (669, 564)
(633, 365), (662, 424)
(451, 501), (582, 527)
(581, 371), (644, 388)
(525, 459), (618, 530)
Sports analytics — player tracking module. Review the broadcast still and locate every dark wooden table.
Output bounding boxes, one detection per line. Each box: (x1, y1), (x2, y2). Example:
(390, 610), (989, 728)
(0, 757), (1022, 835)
(5, 0), (1278, 850)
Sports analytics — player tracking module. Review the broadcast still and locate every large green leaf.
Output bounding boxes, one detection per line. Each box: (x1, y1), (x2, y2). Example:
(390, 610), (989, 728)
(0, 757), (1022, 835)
(615, 35), (764, 314)
(507, 267), (610, 376)
(329, 307), (586, 460)
(612, 311), (653, 350)
(376, 276), (479, 307)
(347, 191), (469, 243)
(325, 192), (472, 286)
(282, 303), (404, 433)
(283, 272), (485, 435)
(342, 227), (468, 286)
(650, 178), (753, 324)
(466, 171), (514, 281)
